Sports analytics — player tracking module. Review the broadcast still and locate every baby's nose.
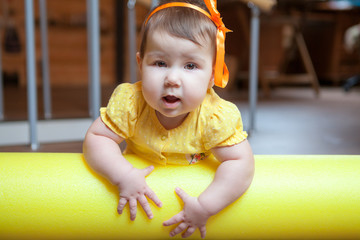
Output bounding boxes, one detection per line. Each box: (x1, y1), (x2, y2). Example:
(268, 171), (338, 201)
(164, 68), (181, 87)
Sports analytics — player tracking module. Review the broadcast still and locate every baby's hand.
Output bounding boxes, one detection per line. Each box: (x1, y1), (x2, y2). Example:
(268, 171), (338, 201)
(116, 165), (162, 221)
(163, 187), (211, 239)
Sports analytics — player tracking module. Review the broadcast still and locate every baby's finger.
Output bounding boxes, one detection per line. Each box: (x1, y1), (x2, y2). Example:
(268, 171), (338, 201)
(199, 226), (207, 239)
(163, 212), (184, 226)
(182, 226), (196, 238)
(138, 195), (153, 219)
(142, 165), (155, 177)
(129, 198), (137, 221)
(169, 222), (188, 237)
(175, 187), (190, 202)
(146, 188), (163, 207)
(117, 197), (127, 214)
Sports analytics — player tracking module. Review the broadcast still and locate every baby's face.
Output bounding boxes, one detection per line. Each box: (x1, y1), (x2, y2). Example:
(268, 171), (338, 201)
(138, 30), (214, 126)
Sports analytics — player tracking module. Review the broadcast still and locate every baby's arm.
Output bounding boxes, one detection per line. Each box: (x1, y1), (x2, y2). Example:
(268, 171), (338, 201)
(83, 117), (162, 220)
(163, 139), (254, 238)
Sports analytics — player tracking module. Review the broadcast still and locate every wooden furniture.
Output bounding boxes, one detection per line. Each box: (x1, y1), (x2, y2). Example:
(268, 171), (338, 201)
(261, 0), (360, 94)
(261, 12), (320, 97)
(302, 2), (360, 84)
(1, 0), (116, 87)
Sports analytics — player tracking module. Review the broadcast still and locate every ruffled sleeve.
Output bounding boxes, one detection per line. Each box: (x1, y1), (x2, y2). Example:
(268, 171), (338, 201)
(100, 82), (142, 139)
(201, 92), (248, 150)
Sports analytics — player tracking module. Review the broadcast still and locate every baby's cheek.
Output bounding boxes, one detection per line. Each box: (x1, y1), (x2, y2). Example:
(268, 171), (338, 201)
(184, 92), (207, 109)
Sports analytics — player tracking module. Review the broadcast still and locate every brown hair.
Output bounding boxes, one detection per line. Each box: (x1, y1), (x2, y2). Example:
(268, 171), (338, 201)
(138, 0), (217, 59)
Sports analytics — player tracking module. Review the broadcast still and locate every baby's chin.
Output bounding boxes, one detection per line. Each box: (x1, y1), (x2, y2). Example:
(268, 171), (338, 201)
(156, 109), (188, 118)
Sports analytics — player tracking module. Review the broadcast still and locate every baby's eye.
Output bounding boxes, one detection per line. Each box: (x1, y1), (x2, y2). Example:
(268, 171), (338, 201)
(184, 63), (197, 70)
(154, 61), (167, 68)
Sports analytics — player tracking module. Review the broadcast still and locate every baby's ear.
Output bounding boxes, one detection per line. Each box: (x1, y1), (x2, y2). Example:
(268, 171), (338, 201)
(136, 52), (142, 70)
(208, 72), (215, 89)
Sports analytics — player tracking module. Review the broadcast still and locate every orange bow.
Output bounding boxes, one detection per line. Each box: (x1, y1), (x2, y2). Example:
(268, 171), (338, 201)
(145, 0), (231, 88)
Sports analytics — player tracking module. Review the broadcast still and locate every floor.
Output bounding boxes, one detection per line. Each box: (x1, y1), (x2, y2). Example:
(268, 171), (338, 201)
(1, 85), (359, 155)
(239, 87), (360, 154)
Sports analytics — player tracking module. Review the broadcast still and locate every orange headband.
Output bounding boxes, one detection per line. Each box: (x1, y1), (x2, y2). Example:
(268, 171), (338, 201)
(145, 1), (231, 88)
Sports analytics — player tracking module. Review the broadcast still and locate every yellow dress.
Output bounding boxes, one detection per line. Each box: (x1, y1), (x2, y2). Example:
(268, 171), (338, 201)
(100, 81), (247, 165)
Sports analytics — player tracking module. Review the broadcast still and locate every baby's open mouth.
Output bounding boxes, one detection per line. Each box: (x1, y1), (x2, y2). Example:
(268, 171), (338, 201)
(163, 95), (180, 104)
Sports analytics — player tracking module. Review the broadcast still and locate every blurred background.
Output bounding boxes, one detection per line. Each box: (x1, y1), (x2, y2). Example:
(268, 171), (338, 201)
(0, 0), (359, 154)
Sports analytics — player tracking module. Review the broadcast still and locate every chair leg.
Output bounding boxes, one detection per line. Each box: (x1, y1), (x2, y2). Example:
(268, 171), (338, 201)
(295, 31), (320, 96)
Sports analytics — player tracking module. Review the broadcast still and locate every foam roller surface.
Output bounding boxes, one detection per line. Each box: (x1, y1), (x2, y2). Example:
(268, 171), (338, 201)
(1, 153), (360, 239)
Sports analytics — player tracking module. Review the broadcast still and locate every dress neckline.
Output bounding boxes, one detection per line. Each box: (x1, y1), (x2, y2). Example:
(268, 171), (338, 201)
(149, 107), (196, 133)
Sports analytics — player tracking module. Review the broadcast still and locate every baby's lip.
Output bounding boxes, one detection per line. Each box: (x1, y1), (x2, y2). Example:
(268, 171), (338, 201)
(163, 95), (180, 103)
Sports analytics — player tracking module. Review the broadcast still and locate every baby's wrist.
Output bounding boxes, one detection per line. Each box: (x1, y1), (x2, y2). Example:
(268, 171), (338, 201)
(110, 165), (134, 186)
(197, 197), (216, 217)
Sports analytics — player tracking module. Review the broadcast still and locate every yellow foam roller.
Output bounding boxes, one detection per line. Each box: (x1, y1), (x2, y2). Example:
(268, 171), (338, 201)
(1, 153), (360, 239)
